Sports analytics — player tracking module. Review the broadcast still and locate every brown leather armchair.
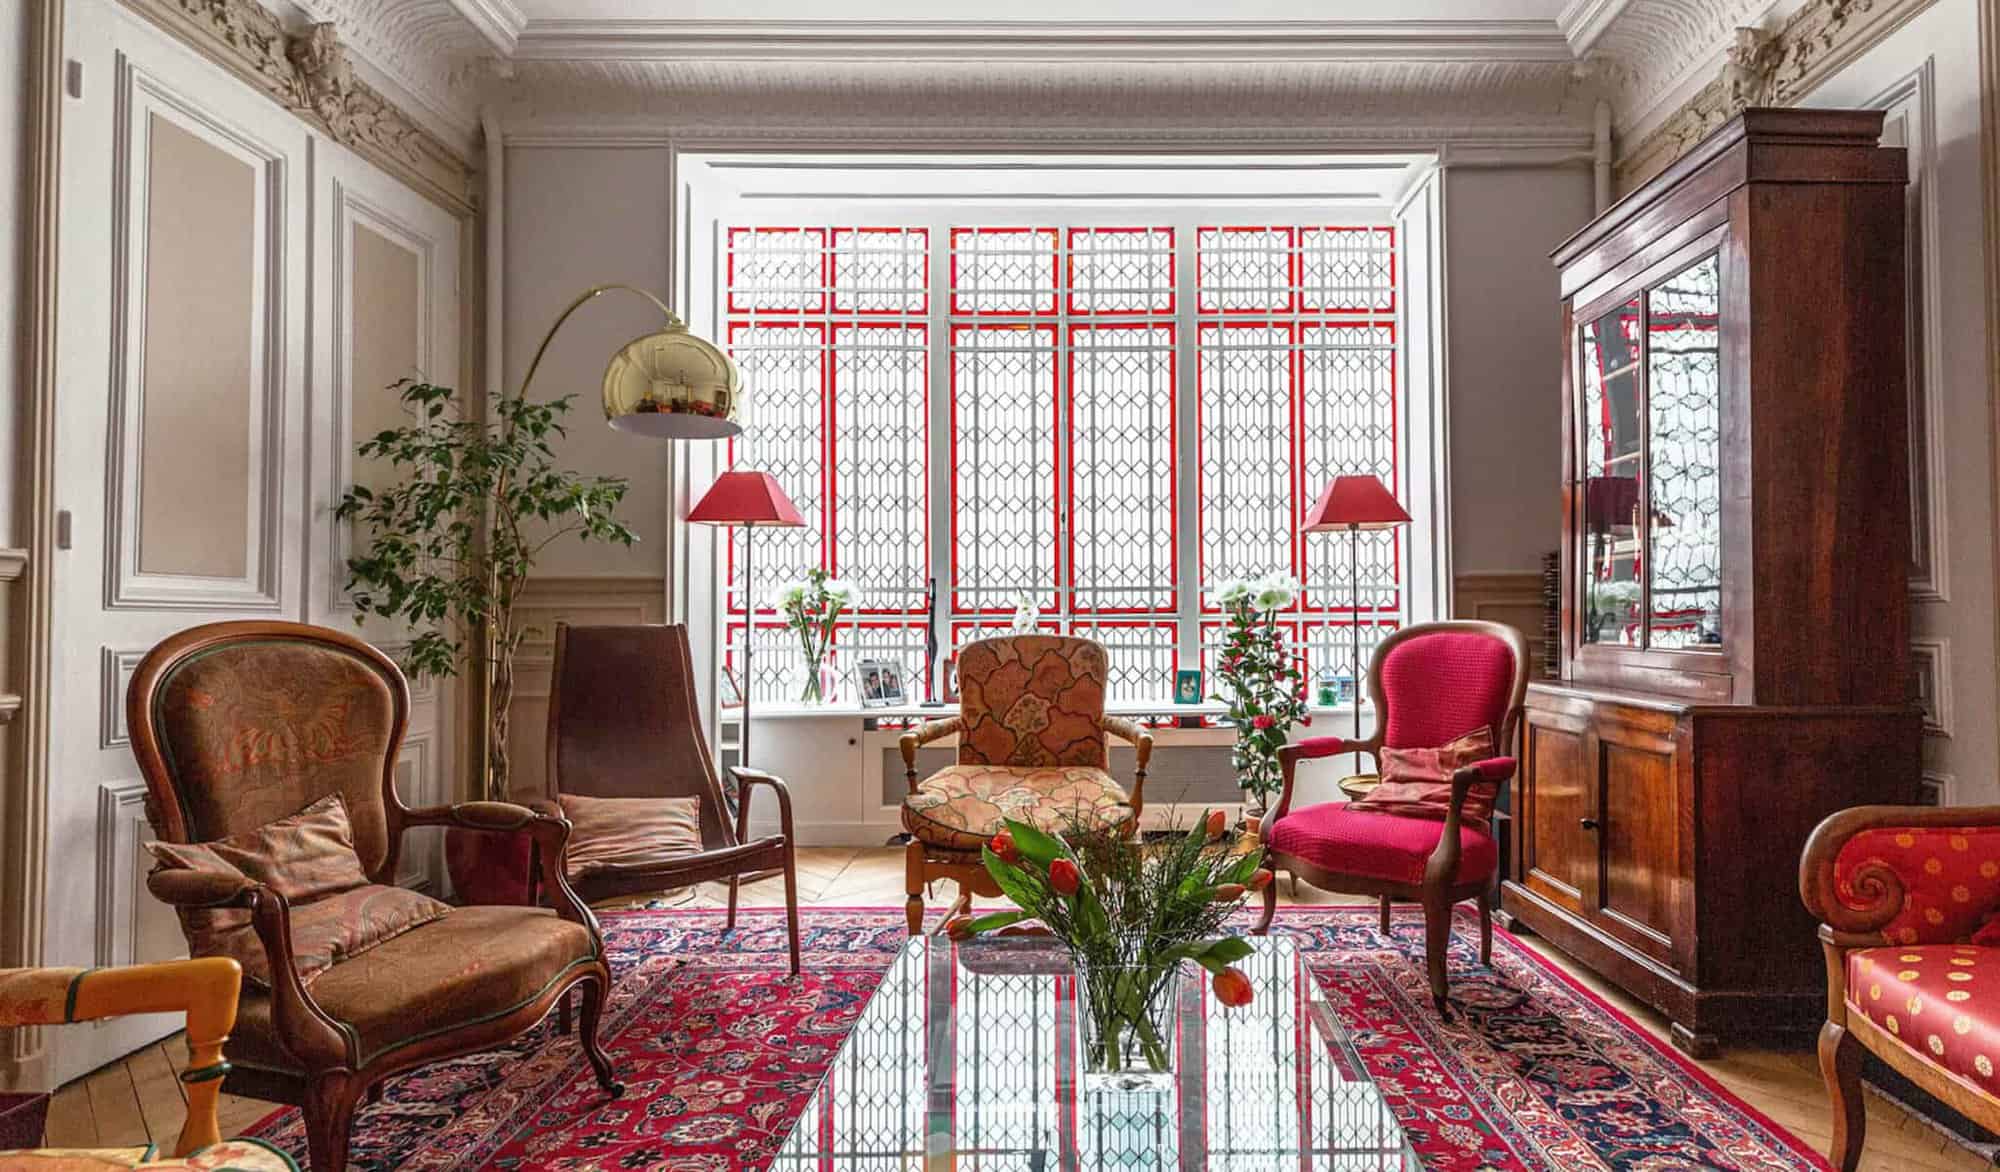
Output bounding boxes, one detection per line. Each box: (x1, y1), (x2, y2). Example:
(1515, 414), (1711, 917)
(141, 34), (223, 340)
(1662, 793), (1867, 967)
(128, 620), (620, 1172)
(539, 623), (800, 972)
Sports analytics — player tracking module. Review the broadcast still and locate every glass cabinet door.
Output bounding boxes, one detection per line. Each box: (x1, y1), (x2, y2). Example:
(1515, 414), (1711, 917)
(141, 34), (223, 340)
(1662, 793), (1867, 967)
(1577, 296), (1644, 646)
(1644, 254), (1723, 648)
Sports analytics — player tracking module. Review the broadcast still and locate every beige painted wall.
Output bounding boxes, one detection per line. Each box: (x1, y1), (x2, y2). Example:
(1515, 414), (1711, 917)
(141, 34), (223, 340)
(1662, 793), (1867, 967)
(0, 3), (27, 550)
(503, 145), (675, 576)
(1444, 165), (1594, 576)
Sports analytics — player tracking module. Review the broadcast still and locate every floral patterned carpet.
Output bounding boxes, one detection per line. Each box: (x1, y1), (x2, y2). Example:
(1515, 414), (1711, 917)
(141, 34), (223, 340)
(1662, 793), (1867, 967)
(246, 906), (1826, 1170)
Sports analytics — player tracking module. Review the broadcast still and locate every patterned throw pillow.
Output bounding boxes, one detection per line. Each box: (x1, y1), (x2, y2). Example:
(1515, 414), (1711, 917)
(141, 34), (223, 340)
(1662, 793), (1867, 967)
(1356, 727), (1500, 826)
(557, 793), (704, 876)
(145, 794), (449, 987)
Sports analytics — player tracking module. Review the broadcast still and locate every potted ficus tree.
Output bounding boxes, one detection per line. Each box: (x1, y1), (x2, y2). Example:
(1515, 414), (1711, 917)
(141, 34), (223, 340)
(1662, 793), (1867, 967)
(337, 379), (635, 903)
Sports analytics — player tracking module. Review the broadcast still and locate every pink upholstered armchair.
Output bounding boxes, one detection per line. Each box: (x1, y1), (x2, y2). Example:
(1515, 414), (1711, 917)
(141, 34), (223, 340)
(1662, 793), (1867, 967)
(1253, 620), (1528, 1014)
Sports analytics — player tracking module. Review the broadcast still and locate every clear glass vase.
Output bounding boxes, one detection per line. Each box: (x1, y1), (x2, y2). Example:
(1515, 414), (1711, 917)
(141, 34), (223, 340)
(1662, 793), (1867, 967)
(1075, 959), (1182, 1092)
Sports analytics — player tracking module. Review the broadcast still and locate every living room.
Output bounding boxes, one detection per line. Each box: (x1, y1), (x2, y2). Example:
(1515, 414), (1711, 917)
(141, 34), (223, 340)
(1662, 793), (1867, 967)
(0, 0), (1995, 1169)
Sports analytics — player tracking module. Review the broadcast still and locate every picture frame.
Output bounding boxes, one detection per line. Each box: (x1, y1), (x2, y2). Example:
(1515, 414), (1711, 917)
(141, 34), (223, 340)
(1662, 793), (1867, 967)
(859, 658), (907, 708)
(718, 664), (744, 708)
(1173, 668), (1204, 705)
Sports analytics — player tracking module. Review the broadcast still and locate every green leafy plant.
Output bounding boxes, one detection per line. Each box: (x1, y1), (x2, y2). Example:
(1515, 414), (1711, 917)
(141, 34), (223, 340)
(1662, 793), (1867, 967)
(1211, 574), (1312, 810)
(777, 569), (857, 703)
(946, 813), (1271, 1075)
(335, 379), (636, 800)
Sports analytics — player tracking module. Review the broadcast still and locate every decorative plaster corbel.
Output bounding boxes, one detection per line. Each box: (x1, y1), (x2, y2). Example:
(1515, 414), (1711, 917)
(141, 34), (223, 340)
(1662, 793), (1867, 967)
(1721, 27), (1779, 110)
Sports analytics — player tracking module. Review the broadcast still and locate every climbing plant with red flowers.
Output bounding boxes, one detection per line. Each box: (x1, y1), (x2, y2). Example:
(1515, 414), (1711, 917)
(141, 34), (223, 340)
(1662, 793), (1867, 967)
(1211, 574), (1311, 810)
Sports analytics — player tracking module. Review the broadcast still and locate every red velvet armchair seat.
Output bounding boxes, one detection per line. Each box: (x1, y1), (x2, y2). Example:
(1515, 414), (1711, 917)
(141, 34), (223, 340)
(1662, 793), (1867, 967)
(1254, 620), (1528, 1014)
(1801, 806), (2000, 1170)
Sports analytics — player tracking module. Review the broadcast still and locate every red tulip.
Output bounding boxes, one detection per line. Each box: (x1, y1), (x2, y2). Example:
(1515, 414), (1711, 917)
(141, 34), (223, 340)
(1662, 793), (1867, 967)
(1213, 967), (1254, 1008)
(1252, 714), (1276, 730)
(944, 916), (975, 941)
(1248, 869), (1275, 892)
(1049, 858), (1081, 896)
(1212, 884), (1246, 902)
(990, 831), (1020, 864)
(1205, 810), (1228, 840)
(1301, 715), (1312, 726)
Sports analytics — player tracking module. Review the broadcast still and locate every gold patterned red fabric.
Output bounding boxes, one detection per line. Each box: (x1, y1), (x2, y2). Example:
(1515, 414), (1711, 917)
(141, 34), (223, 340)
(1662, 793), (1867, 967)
(1847, 945), (2000, 1093)
(1358, 728), (1500, 826)
(146, 794), (449, 987)
(1831, 826), (2000, 945)
(902, 764), (1133, 851)
(151, 640), (401, 876)
(955, 637), (1110, 769)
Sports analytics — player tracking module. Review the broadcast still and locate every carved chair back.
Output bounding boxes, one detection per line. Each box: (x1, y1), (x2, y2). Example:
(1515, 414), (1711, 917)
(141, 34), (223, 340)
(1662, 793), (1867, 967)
(127, 620), (411, 884)
(545, 622), (737, 851)
(1370, 620), (1530, 754)
(954, 635), (1110, 769)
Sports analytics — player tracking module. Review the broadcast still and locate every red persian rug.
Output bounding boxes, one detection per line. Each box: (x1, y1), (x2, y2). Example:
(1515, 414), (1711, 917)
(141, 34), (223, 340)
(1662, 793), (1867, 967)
(245, 906), (1826, 1170)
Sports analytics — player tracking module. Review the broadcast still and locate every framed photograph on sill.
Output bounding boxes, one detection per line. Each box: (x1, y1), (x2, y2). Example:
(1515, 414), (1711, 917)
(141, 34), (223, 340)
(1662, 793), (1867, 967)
(859, 659), (906, 708)
(719, 665), (744, 708)
(1174, 668), (1204, 705)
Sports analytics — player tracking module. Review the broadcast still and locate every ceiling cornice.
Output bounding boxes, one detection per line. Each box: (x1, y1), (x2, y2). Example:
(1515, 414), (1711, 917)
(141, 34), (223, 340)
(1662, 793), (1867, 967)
(510, 19), (1578, 63)
(446, 0), (528, 57)
(1557, 0), (1636, 54)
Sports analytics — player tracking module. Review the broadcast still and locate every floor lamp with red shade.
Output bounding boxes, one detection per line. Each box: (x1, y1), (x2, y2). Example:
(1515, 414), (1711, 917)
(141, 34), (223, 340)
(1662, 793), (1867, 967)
(689, 470), (805, 771)
(1301, 474), (1411, 741)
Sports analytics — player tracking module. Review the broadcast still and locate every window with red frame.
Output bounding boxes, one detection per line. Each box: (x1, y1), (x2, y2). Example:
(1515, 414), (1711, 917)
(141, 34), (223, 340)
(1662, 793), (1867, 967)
(720, 222), (1400, 705)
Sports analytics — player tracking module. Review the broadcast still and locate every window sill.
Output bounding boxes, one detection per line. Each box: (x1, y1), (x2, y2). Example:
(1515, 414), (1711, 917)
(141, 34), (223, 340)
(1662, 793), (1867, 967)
(721, 700), (1373, 721)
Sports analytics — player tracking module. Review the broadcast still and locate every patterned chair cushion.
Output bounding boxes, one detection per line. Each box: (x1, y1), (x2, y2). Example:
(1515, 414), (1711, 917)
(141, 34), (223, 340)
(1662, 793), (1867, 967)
(1357, 727), (1499, 826)
(557, 794), (704, 877)
(1847, 944), (2000, 1093)
(0, 1138), (297, 1170)
(902, 764), (1133, 851)
(1268, 802), (1497, 888)
(956, 637), (1110, 769)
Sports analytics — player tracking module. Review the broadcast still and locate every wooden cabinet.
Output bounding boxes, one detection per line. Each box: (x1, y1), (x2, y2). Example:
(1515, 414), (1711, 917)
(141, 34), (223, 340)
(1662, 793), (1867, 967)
(1500, 109), (1924, 1055)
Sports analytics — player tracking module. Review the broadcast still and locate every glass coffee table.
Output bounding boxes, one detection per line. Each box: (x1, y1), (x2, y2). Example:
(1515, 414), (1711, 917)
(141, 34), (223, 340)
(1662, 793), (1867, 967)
(771, 935), (1419, 1170)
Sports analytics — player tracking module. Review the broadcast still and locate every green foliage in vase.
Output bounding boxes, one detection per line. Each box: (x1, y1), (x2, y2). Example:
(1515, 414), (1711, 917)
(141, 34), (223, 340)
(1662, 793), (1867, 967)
(334, 379), (636, 800)
(776, 569), (858, 703)
(1210, 574), (1312, 807)
(947, 813), (1272, 1073)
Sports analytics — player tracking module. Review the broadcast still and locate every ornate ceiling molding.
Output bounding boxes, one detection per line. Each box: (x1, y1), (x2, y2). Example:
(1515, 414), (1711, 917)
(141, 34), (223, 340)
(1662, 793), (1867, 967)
(282, 0), (488, 147)
(122, 0), (479, 213)
(1613, 0), (1937, 189)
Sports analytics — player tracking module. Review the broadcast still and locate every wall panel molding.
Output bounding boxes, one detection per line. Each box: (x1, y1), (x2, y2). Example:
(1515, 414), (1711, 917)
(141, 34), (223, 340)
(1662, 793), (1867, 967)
(1911, 637), (1951, 737)
(93, 780), (178, 971)
(98, 649), (144, 749)
(1454, 570), (1550, 677)
(117, 0), (478, 214)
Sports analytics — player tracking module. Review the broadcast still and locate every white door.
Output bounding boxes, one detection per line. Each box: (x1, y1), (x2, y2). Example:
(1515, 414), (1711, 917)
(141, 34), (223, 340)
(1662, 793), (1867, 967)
(305, 139), (461, 891)
(46, 0), (310, 1081)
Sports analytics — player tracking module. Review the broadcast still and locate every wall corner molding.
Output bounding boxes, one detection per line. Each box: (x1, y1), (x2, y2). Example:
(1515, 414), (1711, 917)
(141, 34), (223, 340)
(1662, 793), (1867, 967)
(117, 0), (480, 215)
(1614, 0), (1939, 190)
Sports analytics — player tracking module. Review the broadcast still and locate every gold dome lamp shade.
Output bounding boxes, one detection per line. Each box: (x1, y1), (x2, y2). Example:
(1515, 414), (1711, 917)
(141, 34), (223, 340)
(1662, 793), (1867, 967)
(515, 283), (744, 441)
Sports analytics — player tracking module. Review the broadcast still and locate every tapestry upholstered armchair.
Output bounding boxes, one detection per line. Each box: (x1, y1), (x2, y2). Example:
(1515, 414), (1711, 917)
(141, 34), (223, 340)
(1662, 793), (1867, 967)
(128, 620), (620, 1172)
(0, 957), (294, 1169)
(899, 634), (1152, 935)
(1254, 620), (1527, 1015)
(1801, 805), (2000, 1171)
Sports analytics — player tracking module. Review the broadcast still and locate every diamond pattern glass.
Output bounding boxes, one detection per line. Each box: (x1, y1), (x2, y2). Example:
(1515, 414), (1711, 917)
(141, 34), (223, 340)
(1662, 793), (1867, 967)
(1646, 253), (1723, 649)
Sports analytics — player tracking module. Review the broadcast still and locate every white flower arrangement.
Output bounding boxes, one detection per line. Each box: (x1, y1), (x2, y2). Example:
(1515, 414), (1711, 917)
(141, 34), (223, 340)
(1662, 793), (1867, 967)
(1009, 593), (1039, 633)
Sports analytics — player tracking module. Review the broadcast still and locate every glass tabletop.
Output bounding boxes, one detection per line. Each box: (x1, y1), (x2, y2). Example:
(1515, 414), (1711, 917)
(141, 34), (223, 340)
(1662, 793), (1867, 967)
(771, 935), (1419, 1170)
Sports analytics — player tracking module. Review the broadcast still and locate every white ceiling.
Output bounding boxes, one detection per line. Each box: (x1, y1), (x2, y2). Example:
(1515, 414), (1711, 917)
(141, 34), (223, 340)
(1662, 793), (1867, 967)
(510, 0), (1568, 21)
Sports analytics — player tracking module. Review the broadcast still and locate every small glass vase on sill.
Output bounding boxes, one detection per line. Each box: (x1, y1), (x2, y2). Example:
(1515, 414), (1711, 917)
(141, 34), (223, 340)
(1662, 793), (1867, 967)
(778, 570), (856, 705)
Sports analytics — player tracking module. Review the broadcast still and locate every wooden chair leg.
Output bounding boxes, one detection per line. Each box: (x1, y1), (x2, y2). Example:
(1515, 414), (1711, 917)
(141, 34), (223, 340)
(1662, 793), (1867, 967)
(726, 874), (741, 932)
(304, 1073), (359, 1172)
(1819, 1020), (1867, 1172)
(1379, 895), (1391, 936)
(1421, 892), (1453, 1018)
(556, 989), (573, 1035)
(579, 976), (624, 1098)
(1477, 888), (1494, 965)
(904, 838), (927, 936)
(1253, 875), (1276, 934)
(782, 848), (802, 976)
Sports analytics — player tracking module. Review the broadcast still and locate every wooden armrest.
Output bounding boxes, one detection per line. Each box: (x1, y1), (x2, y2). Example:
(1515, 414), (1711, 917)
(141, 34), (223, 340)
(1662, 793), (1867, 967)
(1799, 805), (2000, 936)
(401, 800), (546, 832)
(146, 866), (255, 908)
(898, 717), (965, 791)
(1102, 717), (1153, 817)
(63, 959), (243, 1156)
(729, 767), (796, 845)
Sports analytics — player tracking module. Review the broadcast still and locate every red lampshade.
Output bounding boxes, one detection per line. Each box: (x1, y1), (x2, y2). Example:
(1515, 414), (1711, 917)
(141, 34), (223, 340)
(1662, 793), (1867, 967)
(1583, 475), (1641, 532)
(687, 470), (806, 528)
(1301, 475), (1411, 532)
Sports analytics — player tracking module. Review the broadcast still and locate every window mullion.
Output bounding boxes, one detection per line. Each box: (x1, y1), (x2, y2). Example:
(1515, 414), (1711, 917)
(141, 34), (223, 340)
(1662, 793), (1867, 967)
(1173, 212), (1201, 677)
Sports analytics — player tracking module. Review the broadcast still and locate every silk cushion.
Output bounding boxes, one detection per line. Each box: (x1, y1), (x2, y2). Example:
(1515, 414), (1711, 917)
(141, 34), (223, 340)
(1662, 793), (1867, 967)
(557, 793), (704, 877)
(1847, 945), (2000, 1093)
(1358, 728), (1500, 825)
(145, 795), (448, 987)
(1268, 802), (1497, 887)
(902, 764), (1133, 851)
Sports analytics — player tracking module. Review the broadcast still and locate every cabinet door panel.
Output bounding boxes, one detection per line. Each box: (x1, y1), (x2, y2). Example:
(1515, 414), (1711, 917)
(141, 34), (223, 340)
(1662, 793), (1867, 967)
(1522, 711), (1593, 911)
(1597, 720), (1682, 961)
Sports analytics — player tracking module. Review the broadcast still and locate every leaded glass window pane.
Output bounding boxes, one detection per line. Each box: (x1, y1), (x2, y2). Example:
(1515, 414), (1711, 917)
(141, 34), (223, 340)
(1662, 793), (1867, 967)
(1578, 296), (1644, 647)
(1646, 253), (1723, 648)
